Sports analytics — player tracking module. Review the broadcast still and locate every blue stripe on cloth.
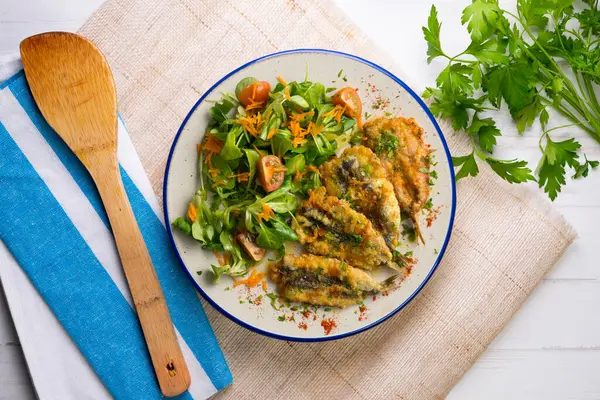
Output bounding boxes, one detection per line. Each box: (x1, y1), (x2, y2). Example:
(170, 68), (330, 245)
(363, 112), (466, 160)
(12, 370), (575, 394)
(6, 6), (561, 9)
(8, 74), (232, 390)
(8, 72), (110, 228)
(0, 121), (192, 400)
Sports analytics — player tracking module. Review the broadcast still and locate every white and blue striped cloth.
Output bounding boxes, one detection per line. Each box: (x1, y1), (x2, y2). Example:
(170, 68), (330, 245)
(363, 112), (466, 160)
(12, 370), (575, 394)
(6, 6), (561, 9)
(0, 60), (231, 399)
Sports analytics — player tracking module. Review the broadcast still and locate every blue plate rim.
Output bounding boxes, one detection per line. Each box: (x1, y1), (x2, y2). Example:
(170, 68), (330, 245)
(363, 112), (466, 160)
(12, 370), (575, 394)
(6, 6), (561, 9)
(163, 48), (457, 342)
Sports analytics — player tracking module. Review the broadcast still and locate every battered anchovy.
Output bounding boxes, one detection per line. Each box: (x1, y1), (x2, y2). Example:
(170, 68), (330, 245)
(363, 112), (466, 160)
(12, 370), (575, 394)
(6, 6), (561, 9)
(320, 145), (401, 248)
(363, 116), (432, 243)
(269, 254), (401, 307)
(292, 187), (401, 271)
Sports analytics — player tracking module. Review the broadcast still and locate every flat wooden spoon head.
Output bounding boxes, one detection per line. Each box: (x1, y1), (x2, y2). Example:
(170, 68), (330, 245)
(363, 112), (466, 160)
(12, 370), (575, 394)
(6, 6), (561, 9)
(20, 32), (191, 397)
(20, 32), (118, 169)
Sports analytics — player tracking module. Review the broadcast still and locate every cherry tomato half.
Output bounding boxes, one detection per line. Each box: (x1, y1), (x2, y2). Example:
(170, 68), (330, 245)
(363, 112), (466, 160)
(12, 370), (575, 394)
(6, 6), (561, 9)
(257, 155), (285, 192)
(332, 87), (363, 128)
(236, 232), (266, 261)
(237, 81), (271, 107)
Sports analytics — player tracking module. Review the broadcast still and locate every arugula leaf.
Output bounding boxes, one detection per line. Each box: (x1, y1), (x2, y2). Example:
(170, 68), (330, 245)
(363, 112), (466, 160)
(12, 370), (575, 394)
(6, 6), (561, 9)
(303, 82), (326, 108)
(221, 130), (243, 160)
(271, 130), (293, 157)
(256, 223), (284, 250)
(172, 217), (191, 235)
(289, 95), (310, 109)
(209, 99), (235, 123)
(243, 149), (259, 184)
(423, 5), (445, 63)
(452, 153), (479, 180)
(270, 218), (299, 241)
(461, 0), (500, 42)
(285, 154), (306, 175)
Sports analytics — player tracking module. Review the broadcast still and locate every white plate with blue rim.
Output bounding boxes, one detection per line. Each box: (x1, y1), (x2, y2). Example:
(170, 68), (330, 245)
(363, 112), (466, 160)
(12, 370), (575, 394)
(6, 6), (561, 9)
(164, 49), (456, 341)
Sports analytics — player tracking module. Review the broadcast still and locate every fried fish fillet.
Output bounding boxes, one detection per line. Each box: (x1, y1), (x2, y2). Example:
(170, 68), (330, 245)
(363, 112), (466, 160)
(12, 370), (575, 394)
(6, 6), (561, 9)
(269, 254), (401, 307)
(292, 187), (401, 271)
(320, 145), (401, 248)
(363, 116), (432, 243)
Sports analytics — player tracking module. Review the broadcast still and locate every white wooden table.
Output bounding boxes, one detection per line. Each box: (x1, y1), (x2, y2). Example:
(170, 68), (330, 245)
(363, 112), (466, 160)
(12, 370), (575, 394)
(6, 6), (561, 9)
(1, 1), (599, 398)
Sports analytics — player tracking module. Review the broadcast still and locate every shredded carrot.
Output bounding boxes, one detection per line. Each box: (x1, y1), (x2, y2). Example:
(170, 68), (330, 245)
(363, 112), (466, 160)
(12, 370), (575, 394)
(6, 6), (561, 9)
(196, 143), (202, 156)
(261, 279), (267, 291)
(237, 172), (250, 182)
(228, 172), (250, 182)
(257, 203), (274, 223)
(294, 167), (307, 182)
(267, 127), (277, 140)
(290, 111), (314, 121)
(306, 121), (323, 137)
(245, 101), (265, 111)
(208, 168), (220, 178)
(213, 251), (226, 266)
(292, 136), (307, 148)
(252, 145), (266, 157)
(357, 115), (363, 130)
(237, 110), (270, 137)
(202, 134), (224, 154)
(233, 269), (265, 288)
(212, 180), (226, 188)
(223, 253), (231, 266)
(205, 151), (214, 166)
(322, 105), (343, 117)
(307, 165), (320, 174)
(187, 202), (198, 222)
(251, 83), (257, 102)
(277, 76), (288, 86)
(284, 87), (291, 100)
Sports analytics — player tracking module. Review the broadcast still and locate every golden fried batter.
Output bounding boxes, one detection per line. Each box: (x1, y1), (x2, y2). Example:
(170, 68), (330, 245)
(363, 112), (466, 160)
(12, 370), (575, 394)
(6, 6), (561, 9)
(292, 187), (401, 271)
(363, 116), (432, 243)
(270, 254), (401, 307)
(320, 145), (401, 248)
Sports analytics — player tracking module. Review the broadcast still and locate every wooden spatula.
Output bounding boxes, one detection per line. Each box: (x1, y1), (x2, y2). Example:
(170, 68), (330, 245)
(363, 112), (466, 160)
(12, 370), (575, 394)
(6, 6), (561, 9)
(20, 32), (191, 397)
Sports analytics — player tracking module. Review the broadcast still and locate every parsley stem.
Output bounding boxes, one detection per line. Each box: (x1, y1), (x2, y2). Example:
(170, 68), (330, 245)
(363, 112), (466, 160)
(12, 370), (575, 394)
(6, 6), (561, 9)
(539, 97), (599, 141)
(583, 75), (600, 115)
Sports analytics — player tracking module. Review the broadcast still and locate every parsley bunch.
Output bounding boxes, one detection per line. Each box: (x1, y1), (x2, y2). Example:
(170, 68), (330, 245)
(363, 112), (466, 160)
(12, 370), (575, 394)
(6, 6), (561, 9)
(423, 0), (600, 199)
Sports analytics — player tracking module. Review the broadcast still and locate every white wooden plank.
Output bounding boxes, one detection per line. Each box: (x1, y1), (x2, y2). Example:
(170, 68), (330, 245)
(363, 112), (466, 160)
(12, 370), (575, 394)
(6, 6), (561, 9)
(449, 349), (600, 400)
(490, 280), (600, 350)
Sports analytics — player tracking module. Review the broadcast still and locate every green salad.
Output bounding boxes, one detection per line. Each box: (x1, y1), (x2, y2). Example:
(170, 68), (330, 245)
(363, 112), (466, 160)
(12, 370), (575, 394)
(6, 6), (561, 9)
(172, 75), (361, 280)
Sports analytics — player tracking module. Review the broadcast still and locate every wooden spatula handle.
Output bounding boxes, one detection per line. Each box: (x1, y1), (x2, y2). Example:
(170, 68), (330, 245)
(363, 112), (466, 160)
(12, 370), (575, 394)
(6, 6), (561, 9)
(91, 156), (191, 397)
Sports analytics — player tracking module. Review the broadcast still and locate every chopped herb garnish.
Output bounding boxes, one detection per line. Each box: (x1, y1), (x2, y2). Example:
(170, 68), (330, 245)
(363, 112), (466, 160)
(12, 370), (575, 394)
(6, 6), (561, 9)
(196, 271), (203, 276)
(278, 315), (285, 322)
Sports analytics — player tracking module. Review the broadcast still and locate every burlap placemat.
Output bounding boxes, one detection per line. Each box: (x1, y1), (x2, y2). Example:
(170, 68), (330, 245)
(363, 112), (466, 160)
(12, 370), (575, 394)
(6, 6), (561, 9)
(79, 1), (576, 398)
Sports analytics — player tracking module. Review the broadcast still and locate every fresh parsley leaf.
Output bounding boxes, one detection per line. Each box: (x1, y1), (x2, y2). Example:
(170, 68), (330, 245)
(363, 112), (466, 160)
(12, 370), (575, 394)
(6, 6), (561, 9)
(573, 155), (599, 179)
(515, 96), (544, 134)
(486, 157), (535, 184)
(452, 153), (480, 180)
(538, 136), (581, 200)
(437, 63), (474, 95)
(484, 62), (536, 113)
(423, 5), (445, 63)
(465, 38), (509, 65)
(468, 114), (501, 153)
(461, 0), (500, 42)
